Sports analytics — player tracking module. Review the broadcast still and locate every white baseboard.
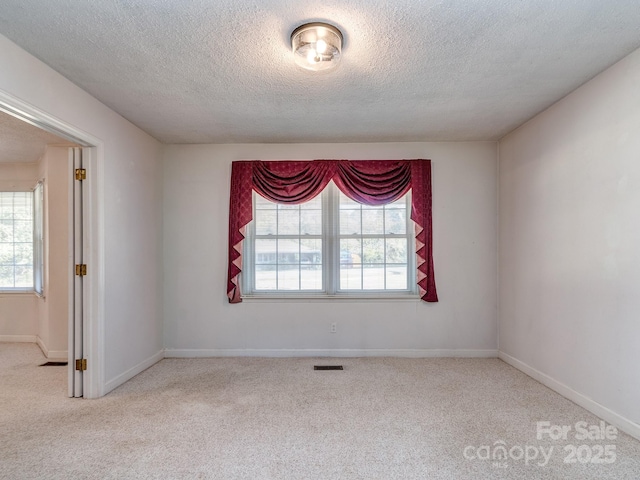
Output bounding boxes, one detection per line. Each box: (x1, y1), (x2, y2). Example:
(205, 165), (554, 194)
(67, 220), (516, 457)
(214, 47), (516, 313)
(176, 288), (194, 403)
(0, 335), (37, 343)
(36, 336), (48, 357)
(35, 336), (67, 361)
(104, 350), (165, 394)
(164, 348), (498, 358)
(499, 351), (640, 441)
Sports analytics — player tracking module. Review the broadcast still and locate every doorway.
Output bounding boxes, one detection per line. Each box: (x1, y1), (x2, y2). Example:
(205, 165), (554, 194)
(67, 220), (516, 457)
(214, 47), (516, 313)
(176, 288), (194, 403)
(0, 92), (102, 398)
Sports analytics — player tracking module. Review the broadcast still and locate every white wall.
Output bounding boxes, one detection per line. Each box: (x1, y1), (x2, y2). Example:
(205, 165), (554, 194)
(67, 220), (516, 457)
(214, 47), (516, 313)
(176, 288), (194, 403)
(499, 48), (640, 430)
(163, 142), (497, 355)
(0, 34), (164, 394)
(0, 162), (38, 340)
(36, 146), (70, 360)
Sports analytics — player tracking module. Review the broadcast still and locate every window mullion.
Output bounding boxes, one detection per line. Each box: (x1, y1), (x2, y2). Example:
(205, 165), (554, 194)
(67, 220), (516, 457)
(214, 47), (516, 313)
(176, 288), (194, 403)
(298, 207), (301, 290)
(275, 204), (279, 290)
(325, 184), (335, 294)
(359, 205), (364, 291)
(407, 191), (416, 293)
(383, 205), (387, 290)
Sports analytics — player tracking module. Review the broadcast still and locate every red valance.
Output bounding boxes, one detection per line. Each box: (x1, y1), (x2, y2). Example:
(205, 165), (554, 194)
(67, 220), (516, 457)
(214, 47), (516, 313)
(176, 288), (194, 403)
(227, 159), (438, 303)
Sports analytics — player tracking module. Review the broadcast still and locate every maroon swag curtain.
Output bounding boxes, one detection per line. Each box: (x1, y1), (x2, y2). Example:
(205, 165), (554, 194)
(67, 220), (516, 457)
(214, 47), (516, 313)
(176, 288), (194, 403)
(227, 159), (438, 303)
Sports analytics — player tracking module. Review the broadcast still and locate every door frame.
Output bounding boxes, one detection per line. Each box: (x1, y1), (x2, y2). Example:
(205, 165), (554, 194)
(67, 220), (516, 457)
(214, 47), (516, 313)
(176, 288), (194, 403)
(0, 89), (105, 398)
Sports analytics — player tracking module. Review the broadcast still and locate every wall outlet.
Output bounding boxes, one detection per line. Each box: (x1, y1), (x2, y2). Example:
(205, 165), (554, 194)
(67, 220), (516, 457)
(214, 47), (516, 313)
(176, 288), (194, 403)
(330, 322), (337, 333)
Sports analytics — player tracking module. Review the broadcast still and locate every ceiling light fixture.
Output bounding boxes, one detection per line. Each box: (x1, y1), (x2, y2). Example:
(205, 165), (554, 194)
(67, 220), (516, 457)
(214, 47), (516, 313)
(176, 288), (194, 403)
(291, 22), (343, 72)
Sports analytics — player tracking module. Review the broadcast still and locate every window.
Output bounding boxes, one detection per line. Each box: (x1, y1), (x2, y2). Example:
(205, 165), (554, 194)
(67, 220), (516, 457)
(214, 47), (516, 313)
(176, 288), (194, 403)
(0, 186), (44, 293)
(243, 183), (415, 296)
(337, 189), (412, 292)
(227, 159), (437, 303)
(250, 192), (323, 291)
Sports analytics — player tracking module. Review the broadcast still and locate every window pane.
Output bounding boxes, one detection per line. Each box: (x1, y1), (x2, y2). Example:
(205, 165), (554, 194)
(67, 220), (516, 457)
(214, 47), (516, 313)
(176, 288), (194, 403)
(339, 193), (359, 209)
(277, 267), (300, 290)
(277, 208), (299, 235)
(277, 239), (299, 264)
(385, 208), (406, 234)
(14, 220), (32, 242)
(301, 238), (322, 269)
(300, 196), (321, 209)
(14, 265), (32, 288)
(300, 209), (321, 235)
(301, 267), (322, 289)
(363, 265), (385, 290)
(340, 209), (361, 235)
(387, 197), (406, 208)
(14, 243), (33, 265)
(0, 220), (13, 242)
(386, 238), (407, 264)
(362, 238), (384, 264)
(340, 264), (362, 289)
(340, 239), (361, 266)
(255, 239), (277, 267)
(0, 199), (13, 219)
(13, 196), (32, 220)
(255, 267), (276, 290)
(362, 209), (384, 235)
(0, 243), (14, 264)
(386, 265), (408, 290)
(254, 194), (276, 209)
(0, 266), (14, 288)
(255, 210), (276, 235)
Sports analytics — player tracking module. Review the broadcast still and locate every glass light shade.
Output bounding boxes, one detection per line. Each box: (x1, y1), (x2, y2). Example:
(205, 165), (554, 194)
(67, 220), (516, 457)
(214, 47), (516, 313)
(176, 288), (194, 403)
(291, 23), (343, 71)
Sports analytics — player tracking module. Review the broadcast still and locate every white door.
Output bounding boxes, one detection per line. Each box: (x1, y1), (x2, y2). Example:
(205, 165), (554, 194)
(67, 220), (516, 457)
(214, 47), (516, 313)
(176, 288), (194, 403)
(68, 147), (88, 397)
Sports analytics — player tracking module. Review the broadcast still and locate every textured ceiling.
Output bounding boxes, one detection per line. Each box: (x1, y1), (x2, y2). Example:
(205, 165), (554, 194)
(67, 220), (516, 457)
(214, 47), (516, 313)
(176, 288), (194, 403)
(0, 110), (70, 163)
(1, 0), (639, 144)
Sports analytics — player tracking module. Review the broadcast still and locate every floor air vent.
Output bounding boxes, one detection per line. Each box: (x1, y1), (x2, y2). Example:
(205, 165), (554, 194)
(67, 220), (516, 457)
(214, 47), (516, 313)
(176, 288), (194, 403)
(39, 362), (68, 366)
(314, 365), (343, 370)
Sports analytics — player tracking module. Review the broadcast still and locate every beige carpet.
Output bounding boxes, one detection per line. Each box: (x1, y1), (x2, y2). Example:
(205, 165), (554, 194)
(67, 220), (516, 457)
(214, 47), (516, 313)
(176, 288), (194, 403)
(1, 343), (639, 479)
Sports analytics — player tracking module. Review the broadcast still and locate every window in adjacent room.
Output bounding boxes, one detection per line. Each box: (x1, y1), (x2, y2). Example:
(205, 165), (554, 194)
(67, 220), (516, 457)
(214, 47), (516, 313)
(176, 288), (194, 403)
(0, 185), (44, 293)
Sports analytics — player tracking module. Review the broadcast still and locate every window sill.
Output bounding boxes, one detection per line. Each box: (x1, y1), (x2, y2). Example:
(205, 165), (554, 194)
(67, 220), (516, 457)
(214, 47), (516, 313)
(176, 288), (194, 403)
(0, 290), (36, 296)
(241, 293), (420, 303)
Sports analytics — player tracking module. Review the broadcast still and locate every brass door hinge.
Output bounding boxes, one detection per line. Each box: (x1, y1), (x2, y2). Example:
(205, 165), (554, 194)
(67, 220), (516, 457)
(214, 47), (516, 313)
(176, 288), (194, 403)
(75, 264), (87, 276)
(75, 359), (87, 371)
(75, 168), (86, 181)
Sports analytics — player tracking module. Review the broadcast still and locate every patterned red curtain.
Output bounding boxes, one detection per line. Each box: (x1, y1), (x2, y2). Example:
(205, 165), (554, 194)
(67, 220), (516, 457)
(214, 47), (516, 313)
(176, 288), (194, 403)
(227, 159), (438, 303)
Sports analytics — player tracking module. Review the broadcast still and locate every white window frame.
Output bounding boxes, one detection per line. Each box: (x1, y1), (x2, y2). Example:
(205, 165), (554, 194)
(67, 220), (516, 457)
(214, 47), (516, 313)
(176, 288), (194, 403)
(242, 182), (417, 299)
(33, 181), (45, 297)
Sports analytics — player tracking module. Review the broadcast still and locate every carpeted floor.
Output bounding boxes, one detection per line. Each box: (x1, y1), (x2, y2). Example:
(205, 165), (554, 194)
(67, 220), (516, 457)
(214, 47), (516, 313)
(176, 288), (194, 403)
(1, 343), (639, 479)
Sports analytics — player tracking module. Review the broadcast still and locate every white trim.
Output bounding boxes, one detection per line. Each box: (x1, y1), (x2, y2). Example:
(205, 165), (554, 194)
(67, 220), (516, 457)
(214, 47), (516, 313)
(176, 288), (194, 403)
(244, 185), (416, 297)
(242, 294), (421, 302)
(499, 351), (640, 441)
(84, 146), (106, 398)
(103, 350), (164, 394)
(0, 89), (105, 400)
(45, 350), (68, 361)
(0, 335), (37, 343)
(36, 336), (48, 357)
(165, 348), (498, 358)
(0, 92), (97, 147)
(0, 181), (38, 192)
(67, 150), (75, 397)
(36, 336), (67, 360)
